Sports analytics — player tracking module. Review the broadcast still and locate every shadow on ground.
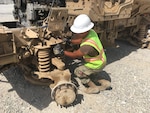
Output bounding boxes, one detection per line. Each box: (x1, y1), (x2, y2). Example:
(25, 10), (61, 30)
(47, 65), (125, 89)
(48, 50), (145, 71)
(1, 66), (52, 110)
(0, 40), (138, 110)
(0, 66), (84, 109)
(105, 40), (138, 64)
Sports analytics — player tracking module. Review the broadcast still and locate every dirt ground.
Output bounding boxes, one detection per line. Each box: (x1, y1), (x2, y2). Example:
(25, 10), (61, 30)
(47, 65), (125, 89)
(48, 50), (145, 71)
(0, 40), (150, 113)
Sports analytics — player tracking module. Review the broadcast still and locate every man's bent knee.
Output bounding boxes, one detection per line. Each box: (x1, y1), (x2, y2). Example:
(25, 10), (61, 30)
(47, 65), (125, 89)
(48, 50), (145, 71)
(74, 68), (87, 78)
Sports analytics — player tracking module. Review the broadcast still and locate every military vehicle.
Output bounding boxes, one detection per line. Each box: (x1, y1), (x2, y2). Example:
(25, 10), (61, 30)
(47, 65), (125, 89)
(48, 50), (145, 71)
(0, 0), (150, 106)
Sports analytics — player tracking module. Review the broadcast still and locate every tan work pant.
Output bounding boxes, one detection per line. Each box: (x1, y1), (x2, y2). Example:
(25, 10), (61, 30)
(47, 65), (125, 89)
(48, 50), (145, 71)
(74, 65), (105, 84)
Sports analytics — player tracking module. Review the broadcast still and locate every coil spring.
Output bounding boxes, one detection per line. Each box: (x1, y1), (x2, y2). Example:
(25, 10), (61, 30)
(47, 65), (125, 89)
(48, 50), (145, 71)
(139, 25), (146, 39)
(38, 49), (50, 72)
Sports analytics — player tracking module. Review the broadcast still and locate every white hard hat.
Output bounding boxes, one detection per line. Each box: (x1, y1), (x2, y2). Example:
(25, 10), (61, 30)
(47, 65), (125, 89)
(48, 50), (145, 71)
(70, 14), (94, 33)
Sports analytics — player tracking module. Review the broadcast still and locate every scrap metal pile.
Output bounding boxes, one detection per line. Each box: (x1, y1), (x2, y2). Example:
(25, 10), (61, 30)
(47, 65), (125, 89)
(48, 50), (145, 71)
(0, 0), (150, 106)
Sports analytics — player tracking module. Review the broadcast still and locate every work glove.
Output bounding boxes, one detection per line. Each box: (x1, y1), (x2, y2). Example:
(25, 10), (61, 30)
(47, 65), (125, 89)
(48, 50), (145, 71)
(53, 44), (64, 56)
(63, 37), (71, 44)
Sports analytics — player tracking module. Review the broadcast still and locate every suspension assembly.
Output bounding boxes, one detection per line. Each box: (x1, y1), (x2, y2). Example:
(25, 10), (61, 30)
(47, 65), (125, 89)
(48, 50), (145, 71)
(33, 44), (77, 106)
(37, 46), (51, 72)
(138, 25), (147, 39)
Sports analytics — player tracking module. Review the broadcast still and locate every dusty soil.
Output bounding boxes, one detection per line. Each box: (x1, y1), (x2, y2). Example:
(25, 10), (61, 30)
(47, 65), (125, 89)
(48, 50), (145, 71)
(0, 40), (150, 113)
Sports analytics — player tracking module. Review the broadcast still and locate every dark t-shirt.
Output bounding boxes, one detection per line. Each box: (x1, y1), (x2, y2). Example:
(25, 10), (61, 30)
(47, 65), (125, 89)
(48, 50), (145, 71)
(80, 45), (99, 57)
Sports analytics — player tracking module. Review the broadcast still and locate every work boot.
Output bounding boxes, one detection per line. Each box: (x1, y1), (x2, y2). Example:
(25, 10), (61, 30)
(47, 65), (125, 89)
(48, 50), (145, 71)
(83, 80), (100, 94)
(98, 79), (112, 91)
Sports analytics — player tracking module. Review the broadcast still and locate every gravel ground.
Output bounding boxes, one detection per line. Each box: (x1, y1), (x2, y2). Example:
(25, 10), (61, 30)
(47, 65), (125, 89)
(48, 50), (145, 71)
(0, 40), (150, 113)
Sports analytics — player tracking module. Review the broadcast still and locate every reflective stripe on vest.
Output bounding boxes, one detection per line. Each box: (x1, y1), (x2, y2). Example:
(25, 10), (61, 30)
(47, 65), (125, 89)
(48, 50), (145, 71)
(84, 49), (105, 62)
(82, 38), (105, 63)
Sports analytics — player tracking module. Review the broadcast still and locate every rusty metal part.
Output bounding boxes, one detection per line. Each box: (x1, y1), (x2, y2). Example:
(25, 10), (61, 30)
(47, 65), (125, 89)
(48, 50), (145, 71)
(51, 81), (77, 106)
(0, 22), (77, 106)
(47, 8), (68, 32)
(34, 45), (51, 72)
(34, 69), (77, 106)
(21, 28), (39, 39)
(0, 26), (19, 65)
(14, 0), (150, 47)
(52, 57), (65, 70)
(24, 73), (53, 86)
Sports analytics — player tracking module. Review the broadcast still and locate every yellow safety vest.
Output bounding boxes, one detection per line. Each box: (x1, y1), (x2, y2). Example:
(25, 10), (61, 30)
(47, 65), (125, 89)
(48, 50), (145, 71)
(80, 29), (107, 69)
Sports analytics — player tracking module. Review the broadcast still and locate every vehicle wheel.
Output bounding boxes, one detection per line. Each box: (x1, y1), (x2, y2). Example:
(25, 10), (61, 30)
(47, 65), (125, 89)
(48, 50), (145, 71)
(51, 82), (77, 106)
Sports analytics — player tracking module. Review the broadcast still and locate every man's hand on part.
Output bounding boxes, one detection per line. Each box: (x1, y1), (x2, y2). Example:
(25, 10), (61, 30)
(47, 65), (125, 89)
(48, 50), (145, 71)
(53, 44), (64, 56)
(63, 37), (71, 44)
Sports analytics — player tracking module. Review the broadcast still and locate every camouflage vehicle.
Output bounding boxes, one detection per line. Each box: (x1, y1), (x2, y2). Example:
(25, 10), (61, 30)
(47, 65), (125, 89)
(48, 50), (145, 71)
(0, 0), (150, 106)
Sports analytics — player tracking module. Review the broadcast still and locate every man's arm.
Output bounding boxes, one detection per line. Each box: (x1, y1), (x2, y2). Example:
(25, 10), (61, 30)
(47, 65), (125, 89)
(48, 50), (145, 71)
(64, 49), (84, 59)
